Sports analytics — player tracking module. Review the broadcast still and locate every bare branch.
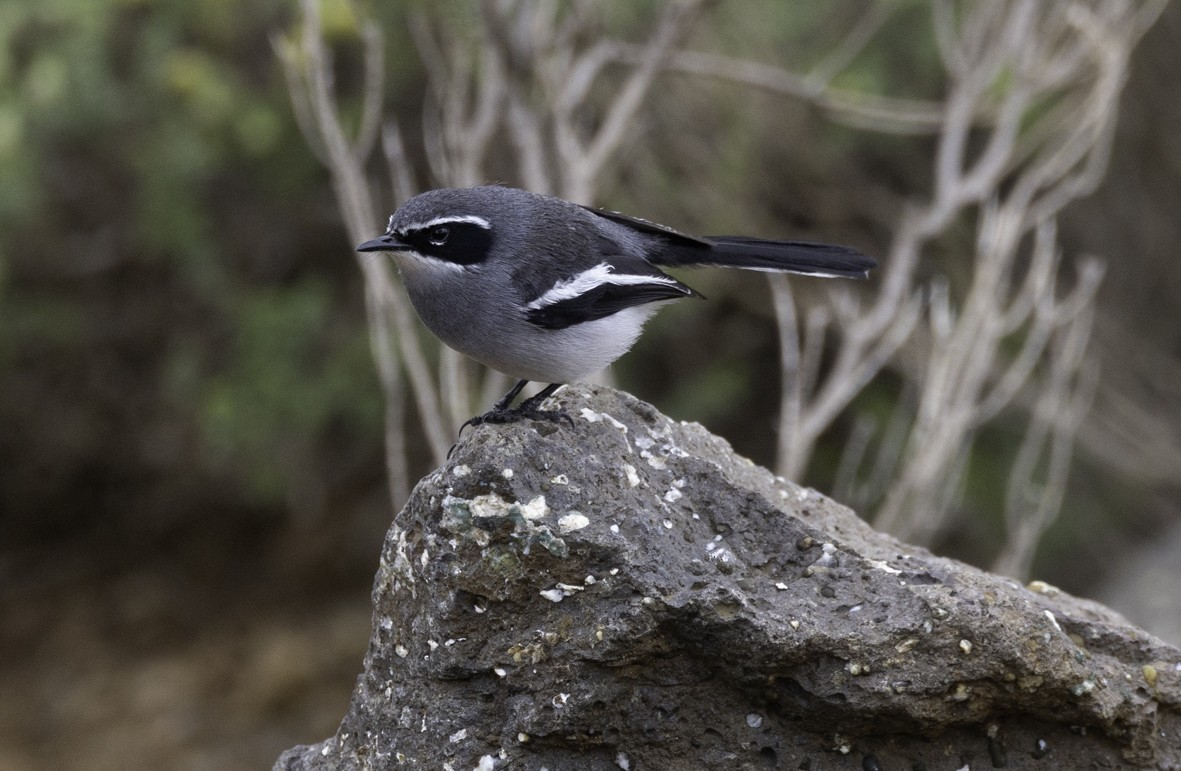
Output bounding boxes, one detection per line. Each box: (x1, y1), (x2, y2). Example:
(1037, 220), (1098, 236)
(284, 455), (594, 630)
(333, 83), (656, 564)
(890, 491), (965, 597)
(285, 0), (453, 469)
(354, 19), (385, 163)
(629, 47), (947, 134)
(561, 1), (705, 202)
(381, 121), (417, 205)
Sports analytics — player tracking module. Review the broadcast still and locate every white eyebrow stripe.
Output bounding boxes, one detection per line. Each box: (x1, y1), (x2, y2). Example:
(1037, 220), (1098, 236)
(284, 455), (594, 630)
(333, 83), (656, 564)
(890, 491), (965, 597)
(525, 263), (684, 309)
(399, 214), (491, 232)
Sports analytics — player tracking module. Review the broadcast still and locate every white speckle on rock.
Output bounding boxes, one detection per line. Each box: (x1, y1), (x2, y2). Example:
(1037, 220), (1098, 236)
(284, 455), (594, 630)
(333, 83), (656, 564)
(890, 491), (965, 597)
(395, 644), (409, 658)
(420, 548), (429, 568)
(475, 755), (497, 771)
(623, 463), (641, 487)
(494, 667), (507, 677)
(427, 639), (439, 651)
(707, 547), (734, 565)
(868, 558), (901, 575)
(1027, 580), (1060, 595)
(662, 519), (673, 529)
(814, 542), (838, 567)
(775, 582), (789, 590)
(1044, 609), (1062, 632)
(959, 639), (973, 655)
(610, 524), (620, 534)
(449, 728), (467, 743)
(550, 474), (569, 485)
(615, 751), (630, 770)
(579, 408), (628, 433)
(518, 732), (529, 743)
(519, 495), (548, 521)
(895, 637), (919, 653)
(552, 692), (569, 707)
(641, 450), (667, 470)
(705, 541), (716, 552)
(790, 619), (800, 630)
(501, 468), (514, 479)
(584, 575), (596, 585)
(746, 713), (763, 728)
(663, 488), (682, 503)
(539, 588), (566, 603)
(451, 464), (471, 477)
(609, 567), (619, 575)
(558, 512), (590, 533)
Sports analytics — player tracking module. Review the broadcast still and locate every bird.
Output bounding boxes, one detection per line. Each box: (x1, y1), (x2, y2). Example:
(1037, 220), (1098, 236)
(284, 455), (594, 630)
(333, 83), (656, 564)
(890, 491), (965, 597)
(356, 185), (875, 429)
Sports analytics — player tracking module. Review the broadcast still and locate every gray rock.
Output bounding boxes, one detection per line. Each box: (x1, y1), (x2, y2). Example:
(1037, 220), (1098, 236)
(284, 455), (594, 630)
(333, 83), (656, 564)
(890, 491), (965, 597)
(275, 384), (1181, 770)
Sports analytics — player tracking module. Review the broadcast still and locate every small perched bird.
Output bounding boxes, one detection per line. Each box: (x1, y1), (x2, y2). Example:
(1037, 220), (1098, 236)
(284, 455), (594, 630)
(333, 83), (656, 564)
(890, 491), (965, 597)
(357, 185), (875, 427)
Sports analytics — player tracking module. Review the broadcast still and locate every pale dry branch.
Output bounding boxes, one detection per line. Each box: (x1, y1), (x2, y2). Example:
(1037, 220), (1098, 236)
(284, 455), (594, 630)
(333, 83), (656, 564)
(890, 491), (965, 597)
(354, 19), (385, 163)
(568, 3), (702, 202)
(381, 122), (416, 204)
(804, 1), (900, 95)
(626, 47), (947, 134)
(753, 0), (1152, 543)
(280, 0), (454, 483)
(994, 299), (1100, 579)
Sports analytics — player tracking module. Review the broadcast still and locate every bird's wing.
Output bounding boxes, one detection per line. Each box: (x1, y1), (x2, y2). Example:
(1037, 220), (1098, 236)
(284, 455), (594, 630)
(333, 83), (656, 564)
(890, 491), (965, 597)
(523, 254), (700, 331)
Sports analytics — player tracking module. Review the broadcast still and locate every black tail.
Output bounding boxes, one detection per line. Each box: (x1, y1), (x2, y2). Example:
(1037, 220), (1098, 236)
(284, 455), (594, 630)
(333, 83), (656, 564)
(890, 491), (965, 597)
(655, 235), (876, 279)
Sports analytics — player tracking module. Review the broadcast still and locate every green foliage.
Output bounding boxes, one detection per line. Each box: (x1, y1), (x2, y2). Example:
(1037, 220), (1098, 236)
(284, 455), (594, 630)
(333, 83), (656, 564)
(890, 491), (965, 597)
(188, 281), (382, 504)
(0, 0), (383, 534)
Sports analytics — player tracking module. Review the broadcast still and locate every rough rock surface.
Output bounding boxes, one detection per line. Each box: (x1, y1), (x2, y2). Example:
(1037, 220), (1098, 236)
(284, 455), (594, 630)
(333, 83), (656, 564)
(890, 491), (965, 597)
(275, 385), (1181, 770)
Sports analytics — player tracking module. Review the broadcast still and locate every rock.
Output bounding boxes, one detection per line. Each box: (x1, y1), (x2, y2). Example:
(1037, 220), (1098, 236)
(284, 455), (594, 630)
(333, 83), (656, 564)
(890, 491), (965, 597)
(274, 384), (1181, 770)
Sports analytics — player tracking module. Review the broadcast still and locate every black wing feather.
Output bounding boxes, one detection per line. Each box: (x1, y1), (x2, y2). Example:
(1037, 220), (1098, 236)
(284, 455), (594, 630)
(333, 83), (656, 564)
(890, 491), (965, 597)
(526, 280), (697, 330)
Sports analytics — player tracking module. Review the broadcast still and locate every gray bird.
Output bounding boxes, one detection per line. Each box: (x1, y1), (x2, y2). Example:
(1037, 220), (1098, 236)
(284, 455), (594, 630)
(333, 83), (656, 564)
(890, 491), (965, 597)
(357, 185), (875, 427)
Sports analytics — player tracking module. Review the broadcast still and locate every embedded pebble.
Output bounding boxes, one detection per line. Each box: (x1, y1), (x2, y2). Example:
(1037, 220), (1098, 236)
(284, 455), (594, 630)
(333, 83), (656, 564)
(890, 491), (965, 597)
(558, 512), (590, 533)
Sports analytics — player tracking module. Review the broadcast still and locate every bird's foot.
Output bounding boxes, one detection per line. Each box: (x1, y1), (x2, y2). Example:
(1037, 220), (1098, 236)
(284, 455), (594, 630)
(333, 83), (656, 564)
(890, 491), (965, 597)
(449, 387), (573, 458)
(460, 403), (574, 432)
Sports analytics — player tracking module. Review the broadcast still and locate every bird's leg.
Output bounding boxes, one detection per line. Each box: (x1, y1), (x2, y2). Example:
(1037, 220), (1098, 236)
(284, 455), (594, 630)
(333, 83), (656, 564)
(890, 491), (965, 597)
(492, 379), (530, 412)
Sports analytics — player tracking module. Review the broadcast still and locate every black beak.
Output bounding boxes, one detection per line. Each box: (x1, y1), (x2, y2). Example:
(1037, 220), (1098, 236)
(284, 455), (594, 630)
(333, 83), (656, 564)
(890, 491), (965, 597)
(356, 233), (409, 252)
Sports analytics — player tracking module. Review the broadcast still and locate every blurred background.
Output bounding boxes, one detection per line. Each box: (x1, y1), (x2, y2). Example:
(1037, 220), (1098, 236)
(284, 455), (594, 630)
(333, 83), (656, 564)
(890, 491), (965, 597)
(1, 1), (1179, 769)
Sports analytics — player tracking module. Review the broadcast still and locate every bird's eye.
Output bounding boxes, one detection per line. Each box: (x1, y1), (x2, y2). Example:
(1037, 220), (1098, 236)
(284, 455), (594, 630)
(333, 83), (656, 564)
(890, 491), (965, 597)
(428, 226), (450, 246)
